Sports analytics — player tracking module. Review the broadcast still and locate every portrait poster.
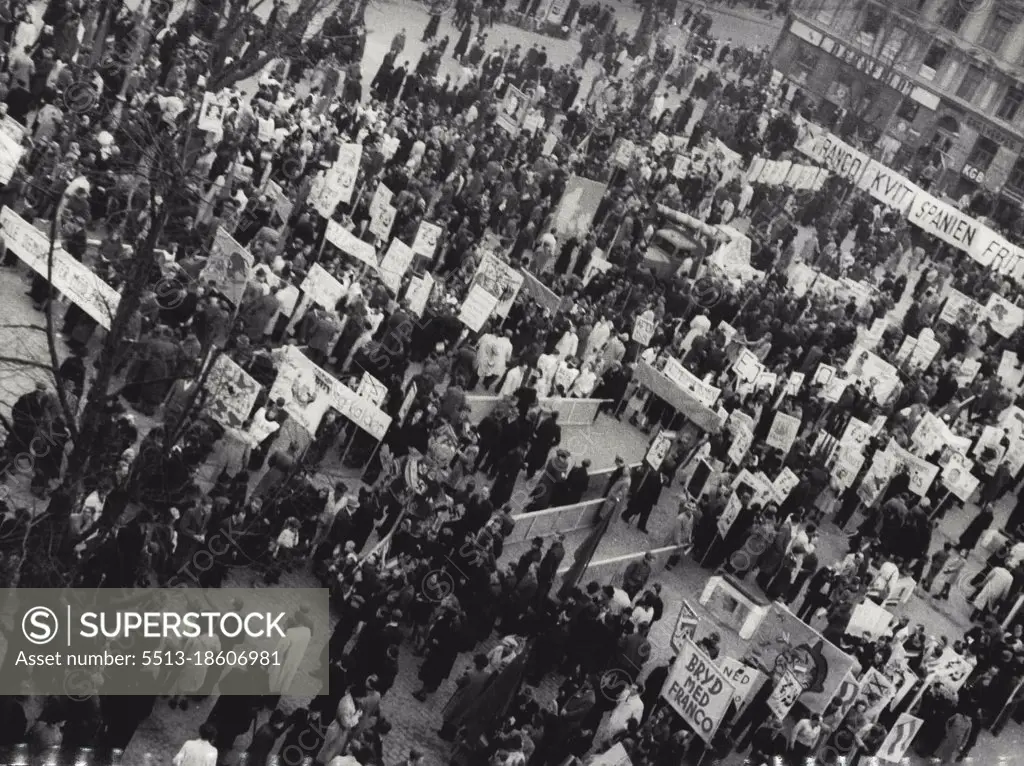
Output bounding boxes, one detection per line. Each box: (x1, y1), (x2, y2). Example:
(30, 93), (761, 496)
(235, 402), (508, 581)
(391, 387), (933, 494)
(553, 176), (608, 240)
(412, 222), (443, 258)
(199, 227), (254, 305)
(765, 412), (800, 453)
(497, 86), (529, 133)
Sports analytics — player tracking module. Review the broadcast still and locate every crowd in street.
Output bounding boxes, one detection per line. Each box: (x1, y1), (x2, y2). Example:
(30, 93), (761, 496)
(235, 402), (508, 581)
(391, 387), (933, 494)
(1, 0), (1024, 765)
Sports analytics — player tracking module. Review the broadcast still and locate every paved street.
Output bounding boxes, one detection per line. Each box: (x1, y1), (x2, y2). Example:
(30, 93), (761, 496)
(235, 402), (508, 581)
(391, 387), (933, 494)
(2, 1), (1022, 765)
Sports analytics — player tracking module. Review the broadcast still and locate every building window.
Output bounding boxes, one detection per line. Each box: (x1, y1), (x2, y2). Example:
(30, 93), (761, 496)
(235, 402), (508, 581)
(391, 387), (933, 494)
(919, 43), (948, 79)
(981, 13), (1013, 52)
(896, 98), (920, 123)
(956, 65), (986, 101)
(997, 87), (1024, 121)
(941, 0), (970, 30)
(793, 47), (819, 85)
(880, 27), (909, 64)
(1007, 155), (1024, 193)
(966, 136), (999, 171)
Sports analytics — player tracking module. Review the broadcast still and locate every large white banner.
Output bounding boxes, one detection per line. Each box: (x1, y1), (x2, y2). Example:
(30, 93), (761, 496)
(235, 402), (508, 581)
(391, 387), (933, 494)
(270, 345), (391, 439)
(855, 159), (923, 215)
(797, 129), (869, 184)
(1, 207), (120, 328)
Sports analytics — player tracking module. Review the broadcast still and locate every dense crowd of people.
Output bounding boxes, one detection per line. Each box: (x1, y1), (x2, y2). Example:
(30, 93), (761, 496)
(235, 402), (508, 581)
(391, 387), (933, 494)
(1, 0), (1024, 765)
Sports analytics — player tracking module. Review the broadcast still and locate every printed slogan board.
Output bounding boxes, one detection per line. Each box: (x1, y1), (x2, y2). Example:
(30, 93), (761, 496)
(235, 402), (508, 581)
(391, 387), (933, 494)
(661, 637), (736, 744)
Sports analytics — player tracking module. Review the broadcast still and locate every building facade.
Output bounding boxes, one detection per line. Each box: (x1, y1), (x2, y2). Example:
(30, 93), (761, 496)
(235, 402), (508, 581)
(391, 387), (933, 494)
(772, 0), (1024, 226)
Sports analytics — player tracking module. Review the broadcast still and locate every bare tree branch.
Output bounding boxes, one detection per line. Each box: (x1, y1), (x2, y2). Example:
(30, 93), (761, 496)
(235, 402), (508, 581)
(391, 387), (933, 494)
(44, 198), (80, 440)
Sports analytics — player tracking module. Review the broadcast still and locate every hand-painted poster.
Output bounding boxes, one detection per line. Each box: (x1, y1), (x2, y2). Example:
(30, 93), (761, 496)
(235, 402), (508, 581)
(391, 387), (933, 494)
(553, 176), (608, 239)
(199, 227), (254, 305)
(309, 142), (362, 215)
(412, 222), (443, 258)
(300, 263), (347, 311)
(985, 293), (1024, 339)
(203, 355), (261, 427)
(742, 603), (857, 714)
(470, 252), (525, 318)
(378, 239), (415, 293)
(269, 345), (339, 434)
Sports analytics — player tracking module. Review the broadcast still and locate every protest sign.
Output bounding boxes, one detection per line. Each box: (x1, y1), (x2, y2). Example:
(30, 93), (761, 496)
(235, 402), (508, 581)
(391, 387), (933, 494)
(766, 412), (800, 453)
(733, 349), (761, 382)
(727, 425), (753, 466)
(940, 289), (983, 326)
(369, 203), (396, 241)
(717, 493), (743, 537)
(784, 372), (805, 396)
(411, 222), (443, 258)
(309, 144), (361, 215)
(589, 743), (631, 766)
(772, 468), (799, 503)
(404, 273), (434, 317)
(670, 599), (699, 652)
(357, 373), (388, 407)
(661, 638), (736, 744)
(398, 382), (418, 425)
(841, 417), (874, 452)
(645, 430), (676, 470)
(925, 648), (975, 692)
(202, 355), (261, 428)
(326, 220), (378, 267)
(875, 714), (923, 764)
(857, 667), (898, 720)
(458, 285), (499, 332)
(0, 207), (120, 328)
(767, 670), (802, 720)
(368, 183), (393, 222)
(831, 447), (865, 490)
(471, 253), (525, 317)
(632, 315), (656, 345)
(300, 263), (347, 310)
(270, 346), (391, 439)
(198, 91), (230, 132)
(890, 442), (939, 496)
(521, 270), (563, 314)
(554, 176), (608, 239)
(847, 599), (893, 640)
(0, 130), (24, 184)
(496, 86), (529, 132)
(985, 293), (1024, 339)
(200, 227), (253, 305)
(718, 658), (767, 713)
(378, 239), (415, 293)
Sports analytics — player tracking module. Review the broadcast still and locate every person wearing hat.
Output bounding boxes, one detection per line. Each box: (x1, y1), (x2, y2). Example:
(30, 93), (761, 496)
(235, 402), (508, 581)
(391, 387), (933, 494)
(527, 440), (570, 511)
(622, 552), (654, 599)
